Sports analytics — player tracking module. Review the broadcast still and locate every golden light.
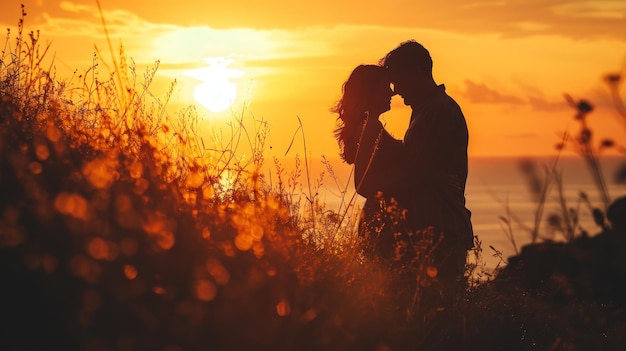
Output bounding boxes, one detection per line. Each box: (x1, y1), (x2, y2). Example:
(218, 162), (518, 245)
(217, 170), (235, 193)
(195, 279), (217, 302)
(185, 57), (244, 113)
(276, 299), (291, 317)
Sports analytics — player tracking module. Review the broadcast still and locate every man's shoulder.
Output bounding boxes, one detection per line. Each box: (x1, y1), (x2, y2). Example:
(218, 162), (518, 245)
(442, 93), (465, 117)
(416, 91), (463, 118)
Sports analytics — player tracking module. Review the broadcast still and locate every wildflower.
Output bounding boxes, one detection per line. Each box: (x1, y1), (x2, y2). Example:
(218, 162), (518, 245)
(576, 100), (593, 114)
(592, 208), (605, 228)
(604, 73), (621, 87)
(565, 94), (594, 120)
(578, 128), (592, 144)
(600, 139), (615, 149)
(575, 100), (593, 120)
(547, 213), (563, 231)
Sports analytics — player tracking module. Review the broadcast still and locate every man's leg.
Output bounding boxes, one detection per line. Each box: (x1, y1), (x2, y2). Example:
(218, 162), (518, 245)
(432, 238), (468, 306)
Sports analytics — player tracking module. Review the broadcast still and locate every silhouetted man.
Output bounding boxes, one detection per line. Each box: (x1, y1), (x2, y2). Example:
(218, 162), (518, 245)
(357, 40), (474, 302)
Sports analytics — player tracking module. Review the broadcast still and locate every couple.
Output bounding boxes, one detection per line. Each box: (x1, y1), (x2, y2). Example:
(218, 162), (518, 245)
(333, 40), (474, 298)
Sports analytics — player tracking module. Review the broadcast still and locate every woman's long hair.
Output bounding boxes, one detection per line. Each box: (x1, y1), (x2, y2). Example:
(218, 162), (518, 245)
(332, 65), (386, 164)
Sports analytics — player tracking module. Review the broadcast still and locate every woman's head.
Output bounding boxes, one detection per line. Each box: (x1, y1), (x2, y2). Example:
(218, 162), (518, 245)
(334, 65), (392, 119)
(333, 65), (393, 163)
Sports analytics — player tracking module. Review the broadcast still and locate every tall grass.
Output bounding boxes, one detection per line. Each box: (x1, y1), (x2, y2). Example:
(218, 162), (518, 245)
(508, 72), (626, 246)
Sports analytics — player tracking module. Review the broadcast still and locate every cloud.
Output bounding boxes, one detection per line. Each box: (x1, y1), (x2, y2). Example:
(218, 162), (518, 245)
(527, 95), (568, 112)
(460, 79), (599, 114)
(23, 3), (178, 53)
(552, 1), (626, 19)
(461, 80), (525, 104)
(6, 0), (625, 43)
(58, 2), (91, 13)
(422, 0), (626, 41)
(5, 2), (342, 72)
(516, 90), (615, 114)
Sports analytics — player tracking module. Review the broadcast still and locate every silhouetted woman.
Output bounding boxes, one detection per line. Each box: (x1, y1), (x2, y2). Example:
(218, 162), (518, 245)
(332, 65), (404, 260)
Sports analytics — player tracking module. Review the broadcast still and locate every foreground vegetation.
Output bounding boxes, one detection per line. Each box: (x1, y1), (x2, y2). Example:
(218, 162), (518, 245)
(1, 8), (626, 350)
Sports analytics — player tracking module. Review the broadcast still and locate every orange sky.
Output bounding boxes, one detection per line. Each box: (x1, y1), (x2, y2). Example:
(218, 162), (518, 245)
(2, 0), (626, 159)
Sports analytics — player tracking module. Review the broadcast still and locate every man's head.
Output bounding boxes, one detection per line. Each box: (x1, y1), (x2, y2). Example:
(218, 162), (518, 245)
(380, 40), (434, 106)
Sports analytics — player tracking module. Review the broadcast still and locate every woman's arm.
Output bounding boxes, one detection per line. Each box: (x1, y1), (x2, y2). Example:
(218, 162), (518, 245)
(353, 117), (405, 197)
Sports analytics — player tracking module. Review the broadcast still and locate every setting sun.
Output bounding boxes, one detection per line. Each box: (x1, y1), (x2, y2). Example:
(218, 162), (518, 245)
(185, 57), (243, 113)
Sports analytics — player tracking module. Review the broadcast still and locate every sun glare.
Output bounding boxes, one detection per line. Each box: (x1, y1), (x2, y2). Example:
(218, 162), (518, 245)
(185, 57), (244, 113)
